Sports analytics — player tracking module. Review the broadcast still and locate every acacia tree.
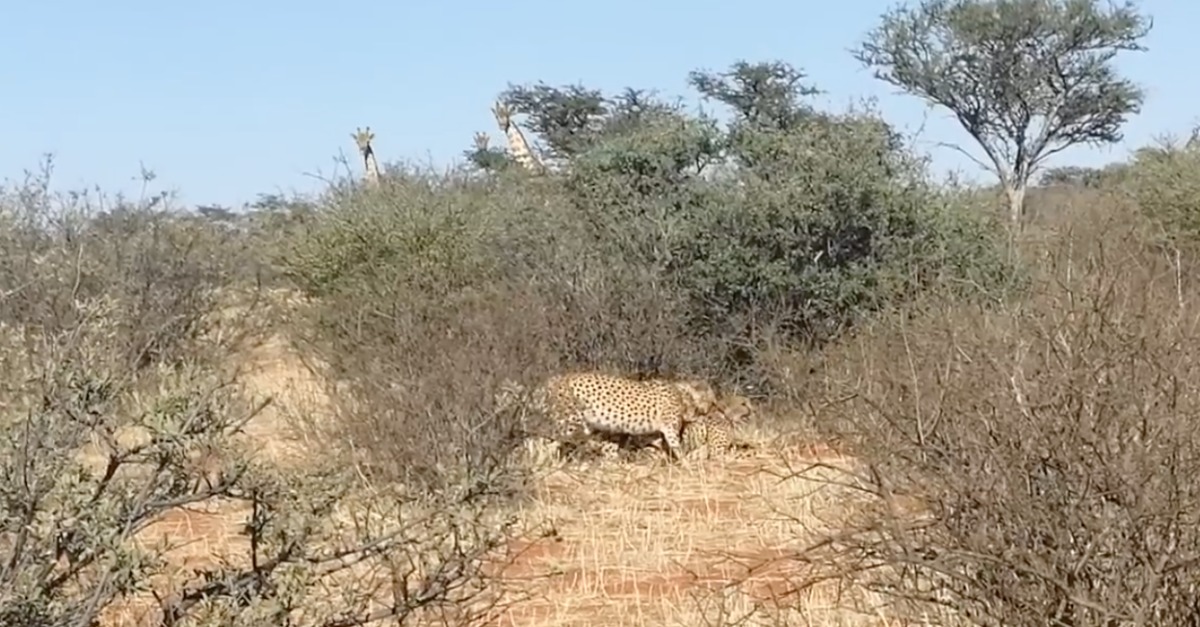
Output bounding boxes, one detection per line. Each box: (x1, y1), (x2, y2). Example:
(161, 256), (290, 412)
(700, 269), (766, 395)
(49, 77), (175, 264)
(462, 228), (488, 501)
(688, 60), (819, 132)
(855, 0), (1151, 226)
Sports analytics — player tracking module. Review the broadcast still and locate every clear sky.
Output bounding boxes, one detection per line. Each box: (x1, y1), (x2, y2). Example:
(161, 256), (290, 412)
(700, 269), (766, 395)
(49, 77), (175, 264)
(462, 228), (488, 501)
(2, 0), (1196, 208)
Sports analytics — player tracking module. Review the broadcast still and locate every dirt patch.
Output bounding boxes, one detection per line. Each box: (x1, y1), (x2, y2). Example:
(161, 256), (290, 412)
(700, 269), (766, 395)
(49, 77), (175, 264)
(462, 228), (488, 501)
(98, 498), (256, 626)
(99, 432), (886, 626)
(230, 332), (331, 466)
(483, 446), (886, 626)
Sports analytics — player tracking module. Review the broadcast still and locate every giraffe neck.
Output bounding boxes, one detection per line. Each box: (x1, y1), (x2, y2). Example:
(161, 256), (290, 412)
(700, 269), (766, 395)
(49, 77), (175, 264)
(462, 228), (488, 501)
(363, 154), (381, 185)
(504, 124), (543, 172)
(360, 146), (381, 186)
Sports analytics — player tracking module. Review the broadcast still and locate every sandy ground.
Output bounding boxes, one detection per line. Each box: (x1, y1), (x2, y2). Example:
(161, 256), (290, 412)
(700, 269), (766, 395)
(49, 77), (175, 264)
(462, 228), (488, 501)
(486, 443), (893, 626)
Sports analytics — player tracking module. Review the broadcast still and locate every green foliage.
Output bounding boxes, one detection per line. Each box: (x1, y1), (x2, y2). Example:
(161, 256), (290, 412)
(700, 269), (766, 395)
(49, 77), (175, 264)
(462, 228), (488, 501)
(855, 0), (1152, 223)
(689, 61), (820, 132)
(690, 59), (823, 173)
(1127, 136), (1200, 245)
(552, 63), (1014, 347)
(563, 105), (723, 270)
(668, 109), (1015, 342)
(309, 61), (1017, 403)
(499, 82), (609, 160)
(281, 171), (503, 299)
(499, 82), (716, 164)
(464, 143), (515, 172)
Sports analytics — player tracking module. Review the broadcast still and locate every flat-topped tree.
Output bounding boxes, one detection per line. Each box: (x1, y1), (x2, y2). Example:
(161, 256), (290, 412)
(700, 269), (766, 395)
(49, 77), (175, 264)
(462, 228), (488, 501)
(854, 0), (1151, 227)
(351, 126), (382, 187)
(491, 100), (545, 173)
(498, 84), (607, 162)
(689, 60), (819, 133)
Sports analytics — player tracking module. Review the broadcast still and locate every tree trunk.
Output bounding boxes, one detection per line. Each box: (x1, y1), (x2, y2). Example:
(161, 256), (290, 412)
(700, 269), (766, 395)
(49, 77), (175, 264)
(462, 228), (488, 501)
(1005, 183), (1027, 228)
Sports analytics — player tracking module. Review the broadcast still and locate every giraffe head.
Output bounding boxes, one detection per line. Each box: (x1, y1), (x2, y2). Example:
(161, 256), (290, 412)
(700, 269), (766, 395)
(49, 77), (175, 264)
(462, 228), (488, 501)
(351, 126), (376, 155)
(351, 126), (382, 186)
(491, 101), (514, 132)
(473, 131), (491, 151)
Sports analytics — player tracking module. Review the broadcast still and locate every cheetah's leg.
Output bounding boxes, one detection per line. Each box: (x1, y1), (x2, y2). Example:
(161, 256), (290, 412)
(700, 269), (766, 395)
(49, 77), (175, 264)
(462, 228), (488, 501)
(565, 437), (611, 462)
(686, 440), (711, 461)
(681, 425), (708, 461)
(658, 426), (685, 463)
(553, 414), (594, 461)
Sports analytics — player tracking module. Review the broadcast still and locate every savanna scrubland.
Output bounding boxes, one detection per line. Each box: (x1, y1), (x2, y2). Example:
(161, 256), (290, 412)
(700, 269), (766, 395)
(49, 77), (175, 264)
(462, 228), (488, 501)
(5, 1), (1200, 625)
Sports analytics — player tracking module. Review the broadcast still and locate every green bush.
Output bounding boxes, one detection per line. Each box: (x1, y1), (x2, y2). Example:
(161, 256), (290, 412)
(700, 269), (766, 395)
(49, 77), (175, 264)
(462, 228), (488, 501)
(666, 110), (1015, 343)
(561, 101), (1016, 355)
(282, 171), (505, 300)
(279, 63), (1018, 485)
(1127, 137), (1200, 246)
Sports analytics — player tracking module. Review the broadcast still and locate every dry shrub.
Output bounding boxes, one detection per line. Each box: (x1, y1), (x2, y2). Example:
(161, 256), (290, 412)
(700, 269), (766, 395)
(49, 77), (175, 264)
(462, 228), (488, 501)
(1, 350), (516, 627)
(282, 170), (724, 493)
(0, 169), (520, 626)
(0, 167), (248, 372)
(803, 196), (1200, 626)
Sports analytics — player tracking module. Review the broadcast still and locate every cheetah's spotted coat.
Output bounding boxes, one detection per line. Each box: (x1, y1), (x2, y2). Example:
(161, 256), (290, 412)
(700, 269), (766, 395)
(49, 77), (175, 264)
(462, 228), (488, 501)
(679, 394), (755, 459)
(529, 372), (716, 462)
(590, 392), (756, 461)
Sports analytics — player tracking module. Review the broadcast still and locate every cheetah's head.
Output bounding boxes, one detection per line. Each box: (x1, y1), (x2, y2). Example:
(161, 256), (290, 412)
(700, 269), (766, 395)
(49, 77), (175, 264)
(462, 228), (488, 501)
(718, 394), (756, 426)
(672, 378), (718, 417)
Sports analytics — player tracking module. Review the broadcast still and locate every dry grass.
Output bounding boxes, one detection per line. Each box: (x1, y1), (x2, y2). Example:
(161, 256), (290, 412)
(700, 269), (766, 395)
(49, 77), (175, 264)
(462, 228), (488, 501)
(87, 318), (936, 627)
(490, 444), (894, 627)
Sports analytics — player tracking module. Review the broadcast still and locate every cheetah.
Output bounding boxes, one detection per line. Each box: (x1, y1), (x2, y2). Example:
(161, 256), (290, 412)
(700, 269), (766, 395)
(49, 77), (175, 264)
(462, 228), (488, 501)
(607, 392), (756, 460)
(528, 372), (717, 462)
(495, 378), (626, 465)
(680, 394), (756, 459)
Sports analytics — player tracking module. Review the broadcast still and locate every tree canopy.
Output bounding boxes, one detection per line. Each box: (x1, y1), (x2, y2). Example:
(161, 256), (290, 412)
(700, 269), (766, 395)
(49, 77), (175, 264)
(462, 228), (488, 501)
(855, 0), (1151, 225)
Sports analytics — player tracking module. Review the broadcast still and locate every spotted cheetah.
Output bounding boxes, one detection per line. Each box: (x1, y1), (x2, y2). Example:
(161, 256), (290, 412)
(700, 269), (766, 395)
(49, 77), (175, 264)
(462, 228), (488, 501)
(680, 394), (756, 459)
(581, 386), (748, 461)
(528, 372), (717, 462)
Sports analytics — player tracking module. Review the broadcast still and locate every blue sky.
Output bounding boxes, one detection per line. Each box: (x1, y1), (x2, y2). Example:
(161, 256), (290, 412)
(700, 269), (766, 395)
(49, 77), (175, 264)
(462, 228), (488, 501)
(2, 0), (1196, 208)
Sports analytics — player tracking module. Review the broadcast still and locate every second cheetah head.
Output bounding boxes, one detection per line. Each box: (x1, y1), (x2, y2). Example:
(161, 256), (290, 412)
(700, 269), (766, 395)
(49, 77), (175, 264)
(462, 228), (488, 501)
(717, 393), (756, 426)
